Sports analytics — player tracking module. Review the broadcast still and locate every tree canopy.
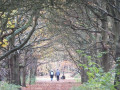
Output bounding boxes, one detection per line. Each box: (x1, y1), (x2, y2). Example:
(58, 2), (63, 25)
(0, 0), (120, 89)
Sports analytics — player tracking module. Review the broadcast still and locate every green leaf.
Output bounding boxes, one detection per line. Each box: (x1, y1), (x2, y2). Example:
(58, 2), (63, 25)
(76, 50), (83, 53)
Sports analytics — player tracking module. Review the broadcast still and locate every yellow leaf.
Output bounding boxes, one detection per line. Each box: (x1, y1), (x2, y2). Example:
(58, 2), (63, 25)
(11, 10), (18, 15)
(3, 39), (8, 42)
(0, 30), (1, 32)
(4, 42), (8, 45)
(7, 21), (12, 25)
(0, 42), (2, 44)
(1, 44), (7, 47)
(40, 28), (43, 32)
(10, 25), (15, 28)
(1, 14), (6, 18)
(12, 10), (17, 13)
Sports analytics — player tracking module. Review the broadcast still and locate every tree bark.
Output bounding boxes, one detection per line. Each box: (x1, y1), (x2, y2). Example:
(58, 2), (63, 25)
(114, 39), (120, 89)
(101, 18), (110, 72)
(22, 58), (27, 87)
(81, 56), (88, 83)
(22, 67), (26, 87)
(9, 52), (21, 85)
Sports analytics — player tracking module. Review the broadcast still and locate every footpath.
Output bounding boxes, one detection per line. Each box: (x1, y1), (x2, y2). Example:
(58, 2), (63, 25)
(22, 76), (80, 90)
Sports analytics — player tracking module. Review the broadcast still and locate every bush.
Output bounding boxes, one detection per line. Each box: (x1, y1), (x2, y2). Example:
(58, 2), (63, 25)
(72, 51), (116, 90)
(72, 70), (115, 90)
(0, 81), (20, 90)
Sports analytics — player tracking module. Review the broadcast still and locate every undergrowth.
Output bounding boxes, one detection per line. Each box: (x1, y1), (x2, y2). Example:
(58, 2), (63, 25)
(0, 81), (20, 90)
(72, 50), (116, 90)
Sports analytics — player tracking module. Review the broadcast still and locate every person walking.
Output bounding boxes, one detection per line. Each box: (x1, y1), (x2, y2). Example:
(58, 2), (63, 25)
(56, 69), (60, 81)
(50, 70), (54, 81)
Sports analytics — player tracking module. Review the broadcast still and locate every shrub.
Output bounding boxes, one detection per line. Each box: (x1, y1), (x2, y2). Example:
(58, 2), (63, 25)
(72, 51), (116, 90)
(0, 81), (20, 90)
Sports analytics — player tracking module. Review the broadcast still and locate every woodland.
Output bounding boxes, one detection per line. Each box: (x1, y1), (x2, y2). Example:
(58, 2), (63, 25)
(0, 0), (120, 90)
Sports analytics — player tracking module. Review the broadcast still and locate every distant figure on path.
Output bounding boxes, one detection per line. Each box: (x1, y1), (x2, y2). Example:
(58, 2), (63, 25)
(61, 71), (65, 79)
(56, 69), (60, 81)
(50, 70), (54, 81)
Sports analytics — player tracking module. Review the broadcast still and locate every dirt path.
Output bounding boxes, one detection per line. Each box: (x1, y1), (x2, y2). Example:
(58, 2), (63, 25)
(22, 77), (80, 90)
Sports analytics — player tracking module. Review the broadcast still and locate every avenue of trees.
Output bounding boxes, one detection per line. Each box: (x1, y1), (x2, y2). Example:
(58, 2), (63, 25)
(0, 0), (120, 90)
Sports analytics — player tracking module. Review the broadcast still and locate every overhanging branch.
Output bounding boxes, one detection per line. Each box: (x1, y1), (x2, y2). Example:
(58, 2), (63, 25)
(0, 15), (38, 60)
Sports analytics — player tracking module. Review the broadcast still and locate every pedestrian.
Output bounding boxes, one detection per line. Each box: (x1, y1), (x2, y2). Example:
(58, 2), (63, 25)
(50, 70), (54, 81)
(56, 69), (60, 81)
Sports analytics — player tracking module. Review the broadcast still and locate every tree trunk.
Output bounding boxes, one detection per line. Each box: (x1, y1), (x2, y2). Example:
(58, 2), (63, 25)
(81, 56), (88, 83)
(22, 57), (27, 87)
(29, 68), (33, 85)
(22, 66), (26, 87)
(106, 0), (120, 89)
(9, 52), (21, 85)
(114, 38), (120, 89)
(81, 67), (88, 83)
(101, 14), (110, 72)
